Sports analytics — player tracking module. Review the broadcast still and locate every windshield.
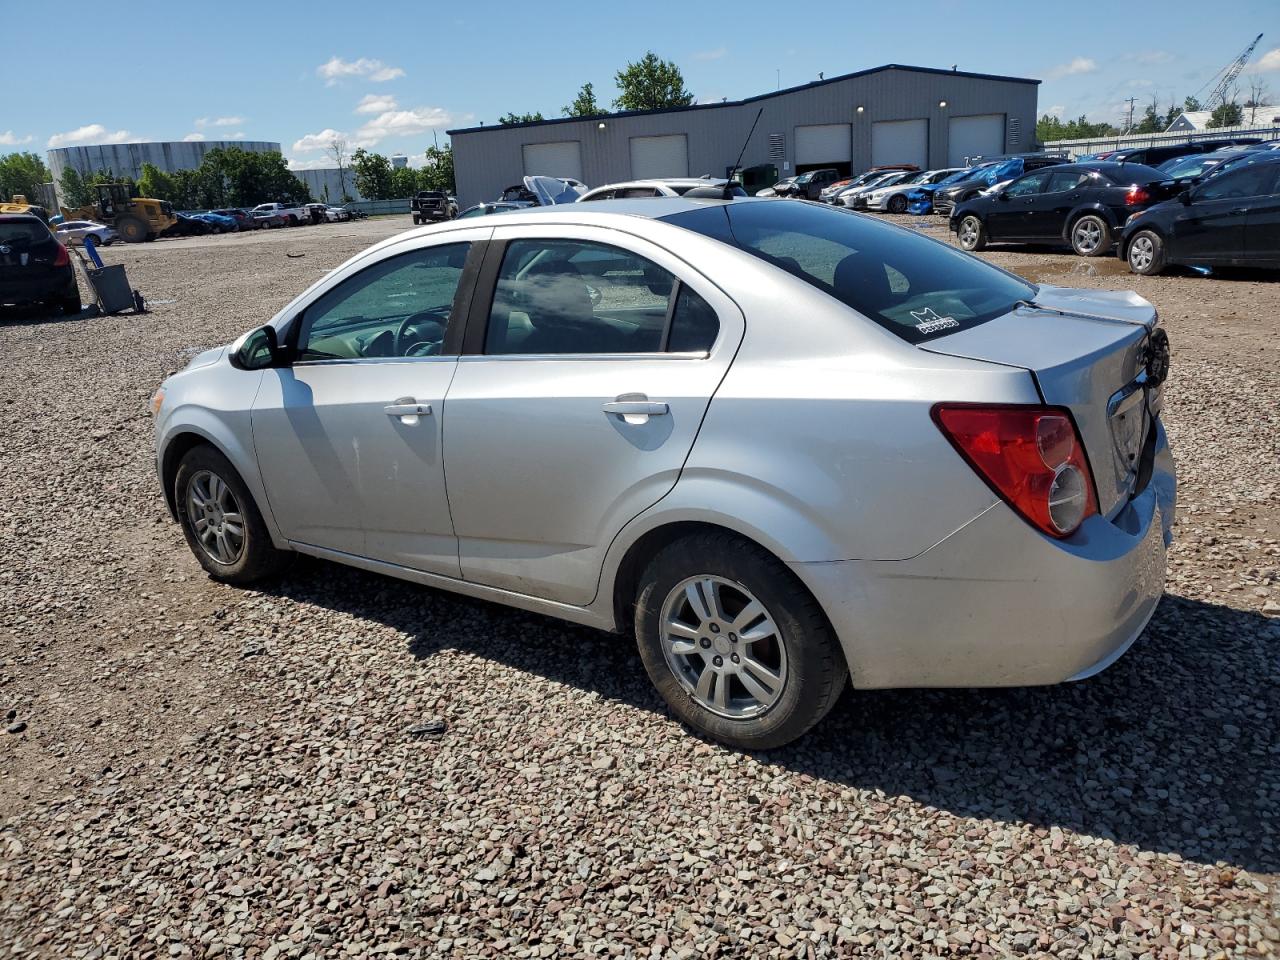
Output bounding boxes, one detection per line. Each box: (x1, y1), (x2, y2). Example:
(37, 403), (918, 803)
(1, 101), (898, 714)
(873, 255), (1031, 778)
(662, 201), (1035, 344)
(937, 167), (982, 187)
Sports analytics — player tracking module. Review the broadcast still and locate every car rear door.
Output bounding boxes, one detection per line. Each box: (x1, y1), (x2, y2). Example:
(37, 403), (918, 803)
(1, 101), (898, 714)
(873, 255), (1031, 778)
(1032, 169), (1092, 239)
(251, 229), (489, 573)
(1172, 164), (1275, 262)
(441, 224), (744, 605)
(1243, 164), (1280, 264)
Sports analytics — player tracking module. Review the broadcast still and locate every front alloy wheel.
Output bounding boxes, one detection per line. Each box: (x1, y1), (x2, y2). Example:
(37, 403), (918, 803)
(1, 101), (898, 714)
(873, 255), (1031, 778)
(186, 469), (245, 565)
(661, 575), (788, 719)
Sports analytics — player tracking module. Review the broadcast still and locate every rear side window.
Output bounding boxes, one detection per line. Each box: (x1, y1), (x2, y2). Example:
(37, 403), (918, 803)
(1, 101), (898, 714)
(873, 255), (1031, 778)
(664, 201), (1035, 344)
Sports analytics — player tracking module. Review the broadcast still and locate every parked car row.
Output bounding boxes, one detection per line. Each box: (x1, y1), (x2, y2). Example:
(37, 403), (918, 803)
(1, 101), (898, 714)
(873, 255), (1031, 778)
(161, 203), (356, 238)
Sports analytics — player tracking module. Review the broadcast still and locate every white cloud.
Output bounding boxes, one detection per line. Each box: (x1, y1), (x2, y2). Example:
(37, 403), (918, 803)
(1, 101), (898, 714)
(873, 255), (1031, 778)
(355, 107), (455, 145)
(288, 156), (337, 170)
(356, 93), (398, 114)
(0, 130), (33, 146)
(47, 123), (133, 148)
(1046, 104), (1066, 118)
(230, 131), (246, 140)
(194, 116), (245, 128)
(1251, 48), (1280, 73)
(694, 47), (727, 61)
(1047, 57), (1098, 80)
(182, 132), (206, 142)
(316, 56), (405, 86)
(292, 128), (347, 153)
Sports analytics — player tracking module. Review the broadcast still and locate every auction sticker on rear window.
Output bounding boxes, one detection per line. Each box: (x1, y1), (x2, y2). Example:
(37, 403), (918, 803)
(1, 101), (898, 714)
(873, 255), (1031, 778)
(910, 307), (959, 335)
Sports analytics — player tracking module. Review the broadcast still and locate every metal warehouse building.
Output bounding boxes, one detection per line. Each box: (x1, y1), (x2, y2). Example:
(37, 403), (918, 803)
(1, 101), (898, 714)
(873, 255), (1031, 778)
(448, 64), (1039, 207)
(47, 140), (282, 201)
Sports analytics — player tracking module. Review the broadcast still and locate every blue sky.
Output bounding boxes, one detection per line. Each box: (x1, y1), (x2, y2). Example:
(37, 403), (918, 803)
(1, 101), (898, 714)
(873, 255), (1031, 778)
(5, 0), (1277, 168)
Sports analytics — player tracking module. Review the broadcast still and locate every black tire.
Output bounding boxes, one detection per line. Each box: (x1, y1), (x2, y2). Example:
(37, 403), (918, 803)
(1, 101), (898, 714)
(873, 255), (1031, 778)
(1126, 229), (1166, 276)
(413, 215), (421, 225)
(957, 214), (987, 251)
(174, 444), (291, 584)
(1070, 214), (1111, 257)
(634, 531), (846, 750)
(58, 283), (81, 315)
(887, 193), (908, 214)
(115, 216), (148, 244)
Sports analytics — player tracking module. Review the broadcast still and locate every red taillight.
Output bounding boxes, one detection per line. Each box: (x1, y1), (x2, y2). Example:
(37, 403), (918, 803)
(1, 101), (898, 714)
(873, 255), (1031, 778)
(1125, 185), (1150, 206)
(52, 242), (69, 267)
(932, 404), (1099, 538)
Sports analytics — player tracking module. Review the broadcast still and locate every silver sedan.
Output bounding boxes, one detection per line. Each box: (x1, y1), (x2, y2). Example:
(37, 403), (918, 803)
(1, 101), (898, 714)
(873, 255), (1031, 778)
(151, 198), (1176, 749)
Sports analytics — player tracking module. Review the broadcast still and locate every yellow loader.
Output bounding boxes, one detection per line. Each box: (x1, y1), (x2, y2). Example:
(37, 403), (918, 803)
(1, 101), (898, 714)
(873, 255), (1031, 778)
(60, 183), (176, 243)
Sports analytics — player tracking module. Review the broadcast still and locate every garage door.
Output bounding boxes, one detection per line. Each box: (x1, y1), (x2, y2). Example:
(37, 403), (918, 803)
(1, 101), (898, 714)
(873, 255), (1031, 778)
(871, 119), (928, 169)
(630, 135), (688, 179)
(795, 123), (851, 164)
(522, 141), (583, 181)
(948, 114), (1004, 167)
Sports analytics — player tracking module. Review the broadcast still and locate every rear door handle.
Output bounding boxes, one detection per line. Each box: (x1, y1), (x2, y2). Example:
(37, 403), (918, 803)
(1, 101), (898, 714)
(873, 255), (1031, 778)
(602, 401), (669, 417)
(384, 400), (432, 417)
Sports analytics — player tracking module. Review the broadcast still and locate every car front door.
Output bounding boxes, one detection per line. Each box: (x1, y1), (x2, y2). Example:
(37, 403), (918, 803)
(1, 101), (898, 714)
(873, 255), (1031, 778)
(441, 225), (743, 605)
(1171, 165), (1275, 262)
(987, 170), (1051, 239)
(1243, 165), (1280, 264)
(251, 230), (488, 574)
(1033, 169), (1092, 239)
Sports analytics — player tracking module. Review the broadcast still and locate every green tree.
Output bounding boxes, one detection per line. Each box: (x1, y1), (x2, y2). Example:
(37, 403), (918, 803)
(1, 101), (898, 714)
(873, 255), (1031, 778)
(203, 147), (309, 206)
(1207, 101), (1244, 128)
(563, 82), (603, 118)
(1132, 98), (1164, 134)
(390, 166), (418, 198)
(420, 144), (455, 193)
(0, 151), (51, 203)
(351, 147), (394, 200)
(1183, 96), (1202, 113)
(499, 111), (545, 125)
(613, 52), (693, 111)
(1035, 113), (1117, 143)
(57, 165), (92, 208)
(137, 162), (176, 202)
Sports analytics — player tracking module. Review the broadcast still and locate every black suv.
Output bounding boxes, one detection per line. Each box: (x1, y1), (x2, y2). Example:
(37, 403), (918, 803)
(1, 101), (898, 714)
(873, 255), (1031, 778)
(0, 214), (81, 315)
(781, 168), (841, 200)
(412, 191), (454, 225)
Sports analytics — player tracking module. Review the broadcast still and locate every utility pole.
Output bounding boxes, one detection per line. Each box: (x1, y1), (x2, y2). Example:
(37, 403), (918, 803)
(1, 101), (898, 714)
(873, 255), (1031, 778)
(1123, 97), (1138, 134)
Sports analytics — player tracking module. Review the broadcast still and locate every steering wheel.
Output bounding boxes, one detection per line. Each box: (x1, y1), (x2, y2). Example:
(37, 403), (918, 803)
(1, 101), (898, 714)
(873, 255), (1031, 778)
(394, 307), (449, 356)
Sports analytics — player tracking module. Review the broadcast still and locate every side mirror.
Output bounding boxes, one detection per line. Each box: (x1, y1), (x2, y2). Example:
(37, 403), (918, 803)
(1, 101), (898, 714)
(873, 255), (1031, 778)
(997, 191), (1010, 201)
(230, 325), (284, 370)
(1179, 190), (1193, 206)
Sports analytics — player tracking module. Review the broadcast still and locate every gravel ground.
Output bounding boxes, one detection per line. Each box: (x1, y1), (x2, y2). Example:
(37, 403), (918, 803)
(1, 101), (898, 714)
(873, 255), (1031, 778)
(1, 214), (1278, 959)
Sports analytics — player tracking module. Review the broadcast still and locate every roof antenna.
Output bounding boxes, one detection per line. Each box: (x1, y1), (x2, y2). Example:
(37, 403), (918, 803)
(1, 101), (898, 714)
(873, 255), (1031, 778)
(684, 107), (762, 200)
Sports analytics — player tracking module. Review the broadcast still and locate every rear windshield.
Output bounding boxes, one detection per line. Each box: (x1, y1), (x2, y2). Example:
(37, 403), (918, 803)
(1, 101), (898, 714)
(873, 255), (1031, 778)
(1096, 163), (1167, 184)
(0, 221), (48, 246)
(663, 201), (1035, 344)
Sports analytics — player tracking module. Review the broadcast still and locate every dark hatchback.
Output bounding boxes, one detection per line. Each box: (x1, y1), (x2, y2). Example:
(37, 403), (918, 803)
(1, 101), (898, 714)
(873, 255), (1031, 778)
(951, 162), (1177, 257)
(0, 215), (81, 314)
(1119, 154), (1280, 275)
(931, 155), (1069, 216)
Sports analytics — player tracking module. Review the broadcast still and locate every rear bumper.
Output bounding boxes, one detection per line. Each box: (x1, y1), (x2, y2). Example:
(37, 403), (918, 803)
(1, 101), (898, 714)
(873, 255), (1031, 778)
(793, 425), (1176, 689)
(0, 268), (75, 305)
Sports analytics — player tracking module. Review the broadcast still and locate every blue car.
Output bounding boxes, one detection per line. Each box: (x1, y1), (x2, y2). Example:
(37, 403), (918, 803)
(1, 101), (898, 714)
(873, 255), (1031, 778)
(185, 211), (239, 233)
(906, 166), (994, 215)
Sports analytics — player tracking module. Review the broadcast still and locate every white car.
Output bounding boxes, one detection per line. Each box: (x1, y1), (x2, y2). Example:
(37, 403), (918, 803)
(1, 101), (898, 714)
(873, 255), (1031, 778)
(835, 171), (915, 207)
(578, 179), (739, 202)
(862, 168), (964, 213)
(322, 205), (352, 222)
(55, 220), (118, 246)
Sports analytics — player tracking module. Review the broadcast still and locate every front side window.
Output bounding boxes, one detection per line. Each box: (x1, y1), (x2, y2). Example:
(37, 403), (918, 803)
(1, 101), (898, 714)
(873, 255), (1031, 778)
(664, 201), (1035, 344)
(296, 243), (470, 361)
(1197, 163), (1276, 200)
(1005, 171), (1052, 197)
(484, 239), (718, 356)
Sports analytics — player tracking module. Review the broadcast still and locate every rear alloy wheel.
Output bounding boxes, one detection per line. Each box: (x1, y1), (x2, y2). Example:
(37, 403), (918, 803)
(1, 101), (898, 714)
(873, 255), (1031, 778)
(1070, 214), (1111, 257)
(1127, 229), (1166, 276)
(887, 194), (908, 214)
(635, 531), (846, 749)
(175, 445), (290, 584)
(957, 214), (987, 251)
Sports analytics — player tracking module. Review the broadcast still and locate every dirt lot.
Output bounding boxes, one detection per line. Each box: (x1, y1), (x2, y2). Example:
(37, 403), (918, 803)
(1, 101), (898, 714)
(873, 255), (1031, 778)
(1, 214), (1277, 958)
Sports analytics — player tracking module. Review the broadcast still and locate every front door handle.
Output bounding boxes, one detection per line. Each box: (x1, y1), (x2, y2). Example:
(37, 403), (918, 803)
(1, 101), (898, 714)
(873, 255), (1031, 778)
(602, 400), (669, 417)
(384, 400), (432, 417)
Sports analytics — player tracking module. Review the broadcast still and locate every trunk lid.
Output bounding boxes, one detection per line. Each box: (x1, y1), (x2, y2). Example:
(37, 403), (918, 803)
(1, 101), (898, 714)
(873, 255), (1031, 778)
(921, 284), (1161, 518)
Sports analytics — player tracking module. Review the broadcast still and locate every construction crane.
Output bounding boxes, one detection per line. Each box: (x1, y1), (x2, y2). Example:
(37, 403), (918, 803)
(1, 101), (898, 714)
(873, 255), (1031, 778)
(1201, 33), (1264, 110)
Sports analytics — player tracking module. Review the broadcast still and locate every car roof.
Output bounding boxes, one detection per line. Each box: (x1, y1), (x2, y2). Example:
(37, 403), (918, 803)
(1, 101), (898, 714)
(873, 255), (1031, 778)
(0, 213), (45, 224)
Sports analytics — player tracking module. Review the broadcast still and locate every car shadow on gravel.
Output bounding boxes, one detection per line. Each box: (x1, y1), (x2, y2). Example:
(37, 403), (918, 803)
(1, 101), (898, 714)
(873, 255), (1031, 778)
(268, 563), (1278, 873)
